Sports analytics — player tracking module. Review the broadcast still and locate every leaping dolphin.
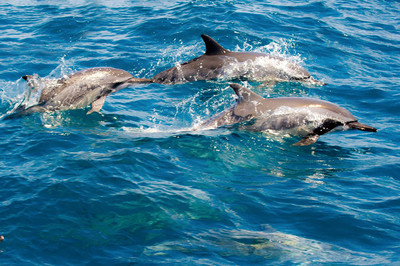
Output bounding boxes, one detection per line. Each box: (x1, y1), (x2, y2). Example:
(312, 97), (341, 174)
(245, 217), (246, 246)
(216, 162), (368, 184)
(6, 67), (152, 118)
(200, 83), (377, 146)
(153, 35), (322, 85)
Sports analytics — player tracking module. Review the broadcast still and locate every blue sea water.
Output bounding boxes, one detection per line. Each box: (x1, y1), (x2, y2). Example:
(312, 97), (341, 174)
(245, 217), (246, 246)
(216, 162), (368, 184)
(1, 0), (399, 264)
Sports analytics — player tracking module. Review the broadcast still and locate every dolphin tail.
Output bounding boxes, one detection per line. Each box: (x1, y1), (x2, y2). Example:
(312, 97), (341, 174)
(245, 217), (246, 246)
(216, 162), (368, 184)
(110, 77), (153, 91)
(347, 121), (377, 132)
(127, 77), (154, 84)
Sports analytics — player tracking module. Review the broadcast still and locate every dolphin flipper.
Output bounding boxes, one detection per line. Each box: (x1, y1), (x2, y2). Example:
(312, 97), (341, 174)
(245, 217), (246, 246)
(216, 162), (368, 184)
(293, 119), (344, 146)
(87, 96), (106, 115)
(293, 134), (320, 146)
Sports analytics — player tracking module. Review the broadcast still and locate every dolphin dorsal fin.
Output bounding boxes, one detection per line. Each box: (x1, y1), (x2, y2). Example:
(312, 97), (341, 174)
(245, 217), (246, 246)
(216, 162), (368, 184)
(230, 83), (264, 103)
(230, 83), (265, 118)
(201, 34), (229, 55)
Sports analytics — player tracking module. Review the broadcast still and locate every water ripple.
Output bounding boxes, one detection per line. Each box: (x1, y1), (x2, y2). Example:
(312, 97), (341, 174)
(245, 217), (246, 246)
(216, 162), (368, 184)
(0, 0), (399, 264)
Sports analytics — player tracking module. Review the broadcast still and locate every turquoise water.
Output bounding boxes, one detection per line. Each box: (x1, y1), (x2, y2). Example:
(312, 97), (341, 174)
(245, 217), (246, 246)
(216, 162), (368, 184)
(1, 0), (399, 264)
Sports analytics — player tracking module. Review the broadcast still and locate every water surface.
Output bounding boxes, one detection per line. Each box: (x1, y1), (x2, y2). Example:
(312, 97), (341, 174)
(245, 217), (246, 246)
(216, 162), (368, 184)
(0, 0), (399, 264)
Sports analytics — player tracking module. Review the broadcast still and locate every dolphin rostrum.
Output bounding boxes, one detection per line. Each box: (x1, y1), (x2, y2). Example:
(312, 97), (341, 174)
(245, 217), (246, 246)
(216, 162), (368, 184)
(200, 83), (377, 145)
(6, 67), (152, 118)
(153, 35), (322, 85)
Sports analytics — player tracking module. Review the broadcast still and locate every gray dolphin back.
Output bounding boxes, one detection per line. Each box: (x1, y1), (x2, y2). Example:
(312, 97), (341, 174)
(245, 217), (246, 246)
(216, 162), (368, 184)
(201, 83), (377, 146)
(5, 67), (152, 119)
(153, 35), (320, 85)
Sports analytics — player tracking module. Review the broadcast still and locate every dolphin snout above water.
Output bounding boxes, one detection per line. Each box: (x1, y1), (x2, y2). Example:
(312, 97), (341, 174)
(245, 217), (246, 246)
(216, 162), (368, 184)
(153, 35), (323, 85)
(6, 67), (152, 118)
(199, 83), (377, 146)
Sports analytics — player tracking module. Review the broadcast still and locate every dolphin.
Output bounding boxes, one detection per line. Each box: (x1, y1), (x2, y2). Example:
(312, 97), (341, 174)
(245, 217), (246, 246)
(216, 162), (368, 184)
(6, 67), (152, 118)
(200, 83), (377, 146)
(153, 35), (322, 85)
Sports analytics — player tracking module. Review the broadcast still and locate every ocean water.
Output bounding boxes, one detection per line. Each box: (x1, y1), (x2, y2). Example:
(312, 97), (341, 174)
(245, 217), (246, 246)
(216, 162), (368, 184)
(1, 0), (399, 264)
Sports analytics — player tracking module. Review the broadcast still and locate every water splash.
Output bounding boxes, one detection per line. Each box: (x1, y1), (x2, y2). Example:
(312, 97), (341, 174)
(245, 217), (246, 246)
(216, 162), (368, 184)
(46, 56), (76, 79)
(0, 57), (76, 119)
(236, 38), (300, 61)
(150, 42), (201, 77)
(0, 78), (29, 117)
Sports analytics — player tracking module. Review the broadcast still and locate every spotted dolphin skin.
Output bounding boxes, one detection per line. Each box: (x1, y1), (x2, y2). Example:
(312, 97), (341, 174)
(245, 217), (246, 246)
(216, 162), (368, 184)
(200, 83), (377, 145)
(153, 35), (322, 85)
(6, 67), (152, 118)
